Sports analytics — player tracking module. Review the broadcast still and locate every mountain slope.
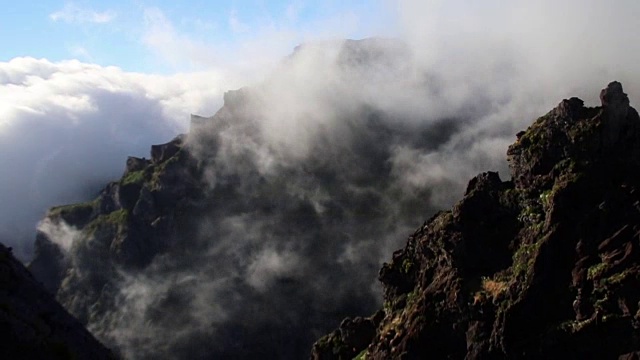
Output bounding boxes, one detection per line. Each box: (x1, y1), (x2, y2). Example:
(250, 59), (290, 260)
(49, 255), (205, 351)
(312, 81), (640, 359)
(0, 242), (114, 359)
(28, 39), (489, 359)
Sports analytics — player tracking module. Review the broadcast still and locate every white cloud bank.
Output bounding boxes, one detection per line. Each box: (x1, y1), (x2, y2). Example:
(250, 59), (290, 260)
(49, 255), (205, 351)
(0, 57), (245, 260)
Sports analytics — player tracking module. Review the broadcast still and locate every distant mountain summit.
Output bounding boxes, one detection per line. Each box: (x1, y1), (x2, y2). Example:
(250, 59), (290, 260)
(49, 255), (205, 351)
(311, 82), (640, 359)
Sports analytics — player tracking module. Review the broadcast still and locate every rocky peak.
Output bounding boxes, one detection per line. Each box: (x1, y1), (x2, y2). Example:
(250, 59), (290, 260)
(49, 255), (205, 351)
(312, 82), (640, 359)
(222, 87), (251, 109)
(601, 81), (633, 146)
(554, 96), (585, 119)
(123, 156), (150, 178)
(601, 80), (629, 110)
(507, 81), (640, 192)
(150, 134), (185, 164)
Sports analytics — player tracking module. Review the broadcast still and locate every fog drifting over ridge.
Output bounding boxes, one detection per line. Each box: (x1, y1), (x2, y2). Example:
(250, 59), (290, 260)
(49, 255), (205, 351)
(2, 0), (640, 261)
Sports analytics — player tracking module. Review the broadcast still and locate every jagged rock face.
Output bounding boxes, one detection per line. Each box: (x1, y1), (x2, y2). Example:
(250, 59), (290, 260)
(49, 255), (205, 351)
(150, 134), (185, 164)
(29, 112), (422, 358)
(0, 243), (113, 359)
(30, 135), (201, 328)
(311, 82), (640, 359)
(601, 81), (633, 147)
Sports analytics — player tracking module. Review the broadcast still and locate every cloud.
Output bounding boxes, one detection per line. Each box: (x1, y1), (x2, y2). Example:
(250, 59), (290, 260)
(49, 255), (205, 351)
(285, 1), (304, 22)
(68, 45), (93, 61)
(228, 9), (250, 33)
(36, 218), (81, 252)
(0, 57), (244, 260)
(50, 3), (116, 24)
(141, 7), (213, 68)
(396, 0), (640, 102)
(140, 7), (281, 75)
(139, 4), (379, 74)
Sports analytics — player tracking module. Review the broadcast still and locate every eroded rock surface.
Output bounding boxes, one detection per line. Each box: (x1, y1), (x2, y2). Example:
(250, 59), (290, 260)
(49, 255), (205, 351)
(312, 82), (640, 359)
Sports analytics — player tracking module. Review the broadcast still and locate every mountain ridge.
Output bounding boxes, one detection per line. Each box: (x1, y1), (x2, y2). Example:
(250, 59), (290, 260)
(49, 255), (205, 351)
(21, 40), (640, 358)
(26, 38), (442, 359)
(311, 81), (640, 359)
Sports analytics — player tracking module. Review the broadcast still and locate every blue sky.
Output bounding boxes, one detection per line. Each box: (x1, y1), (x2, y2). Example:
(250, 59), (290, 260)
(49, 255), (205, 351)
(1, 0), (395, 73)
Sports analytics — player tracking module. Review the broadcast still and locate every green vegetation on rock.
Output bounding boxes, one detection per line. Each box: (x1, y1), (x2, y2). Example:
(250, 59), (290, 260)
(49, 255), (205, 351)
(353, 349), (367, 360)
(84, 209), (130, 237)
(121, 169), (146, 186)
(314, 84), (640, 359)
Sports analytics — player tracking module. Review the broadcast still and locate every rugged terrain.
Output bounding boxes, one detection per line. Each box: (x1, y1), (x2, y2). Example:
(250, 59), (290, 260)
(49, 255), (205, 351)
(0, 242), (113, 359)
(27, 39), (474, 359)
(311, 82), (640, 359)
(22, 40), (640, 359)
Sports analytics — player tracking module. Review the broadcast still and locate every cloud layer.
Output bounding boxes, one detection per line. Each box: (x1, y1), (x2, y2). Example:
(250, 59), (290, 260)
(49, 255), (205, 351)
(0, 57), (244, 260)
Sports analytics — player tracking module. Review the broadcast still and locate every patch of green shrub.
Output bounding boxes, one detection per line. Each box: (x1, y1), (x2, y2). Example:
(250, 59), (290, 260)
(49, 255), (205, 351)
(587, 262), (607, 280)
(353, 349), (368, 360)
(49, 201), (95, 217)
(121, 170), (145, 186)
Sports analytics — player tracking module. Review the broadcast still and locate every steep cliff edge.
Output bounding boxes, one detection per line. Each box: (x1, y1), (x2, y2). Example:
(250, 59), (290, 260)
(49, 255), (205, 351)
(312, 81), (640, 359)
(28, 133), (202, 326)
(0, 243), (114, 359)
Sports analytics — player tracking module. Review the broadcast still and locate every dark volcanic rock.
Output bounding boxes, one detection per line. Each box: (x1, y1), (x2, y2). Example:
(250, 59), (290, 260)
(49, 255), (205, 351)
(27, 232), (67, 294)
(151, 134), (185, 164)
(0, 243), (113, 359)
(311, 82), (640, 359)
(124, 156), (150, 175)
(601, 81), (634, 147)
(312, 313), (382, 360)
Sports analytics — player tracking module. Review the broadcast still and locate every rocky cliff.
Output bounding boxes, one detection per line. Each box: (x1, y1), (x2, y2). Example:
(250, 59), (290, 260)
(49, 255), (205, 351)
(0, 242), (114, 359)
(311, 82), (640, 359)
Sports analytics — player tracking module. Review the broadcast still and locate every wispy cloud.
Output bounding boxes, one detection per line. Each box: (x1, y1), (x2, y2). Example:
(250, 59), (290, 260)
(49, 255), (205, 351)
(50, 3), (116, 24)
(68, 45), (93, 61)
(285, 1), (304, 22)
(142, 7), (221, 69)
(228, 9), (249, 33)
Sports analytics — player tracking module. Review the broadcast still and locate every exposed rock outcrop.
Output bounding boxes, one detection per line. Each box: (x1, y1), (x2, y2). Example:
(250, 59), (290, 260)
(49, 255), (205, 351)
(124, 156), (150, 175)
(311, 82), (640, 359)
(601, 81), (634, 147)
(222, 87), (251, 109)
(151, 134), (186, 164)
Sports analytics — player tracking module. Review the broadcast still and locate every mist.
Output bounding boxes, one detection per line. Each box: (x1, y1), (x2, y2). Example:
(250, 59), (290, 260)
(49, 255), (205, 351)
(0, 58), (246, 260)
(6, 0), (640, 358)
